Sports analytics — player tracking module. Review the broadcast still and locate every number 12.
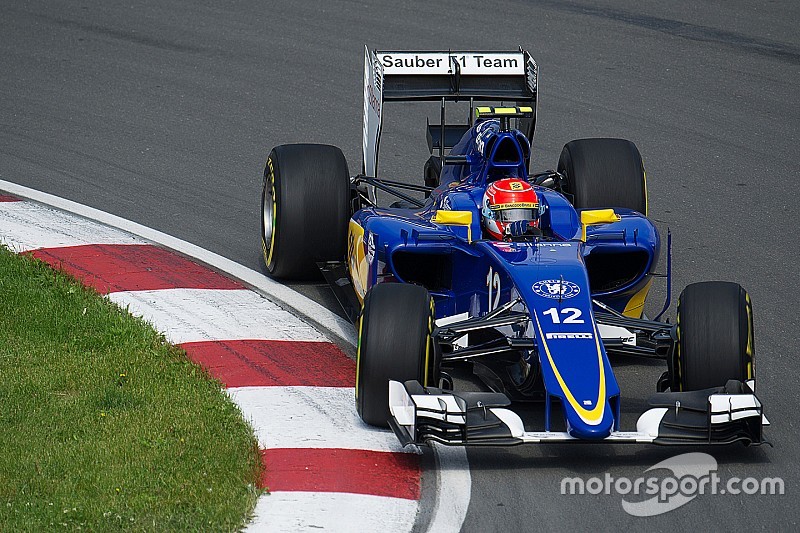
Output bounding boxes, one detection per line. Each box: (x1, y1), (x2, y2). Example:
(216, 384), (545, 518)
(542, 307), (584, 324)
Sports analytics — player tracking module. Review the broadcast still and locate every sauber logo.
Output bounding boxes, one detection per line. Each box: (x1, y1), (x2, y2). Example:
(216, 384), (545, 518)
(382, 54), (447, 69)
(379, 52), (524, 75)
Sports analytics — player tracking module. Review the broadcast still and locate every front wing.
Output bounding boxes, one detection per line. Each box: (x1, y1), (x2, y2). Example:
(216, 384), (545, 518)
(388, 380), (768, 447)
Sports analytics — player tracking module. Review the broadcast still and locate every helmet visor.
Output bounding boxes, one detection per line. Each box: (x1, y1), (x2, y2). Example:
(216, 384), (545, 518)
(495, 207), (539, 222)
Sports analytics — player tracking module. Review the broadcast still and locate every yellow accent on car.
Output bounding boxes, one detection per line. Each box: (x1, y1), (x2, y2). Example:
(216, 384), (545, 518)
(475, 106), (534, 118)
(424, 297), (435, 386)
(534, 313), (606, 424)
(643, 169), (649, 216)
(432, 210), (473, 242)
(623, 278), (653, 318)
(580, 209), (621, 241)
(348, 220), (368, 301)
(355, 314), (364, 399)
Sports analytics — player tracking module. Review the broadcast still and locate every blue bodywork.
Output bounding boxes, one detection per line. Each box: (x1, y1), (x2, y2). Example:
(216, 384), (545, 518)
(347, 120), (660, 440)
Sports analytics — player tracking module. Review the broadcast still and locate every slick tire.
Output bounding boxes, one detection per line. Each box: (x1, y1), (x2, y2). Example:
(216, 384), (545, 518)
(261, 144), (351, 280)
(672, 281), (754, 391)
(356, 283), (438, 427)
(557, 138), (647, 215)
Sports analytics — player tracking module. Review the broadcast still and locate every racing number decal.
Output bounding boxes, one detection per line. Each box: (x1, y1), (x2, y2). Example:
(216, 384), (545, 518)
(486, 266), (501, 311)
(542, 307), (585, 324)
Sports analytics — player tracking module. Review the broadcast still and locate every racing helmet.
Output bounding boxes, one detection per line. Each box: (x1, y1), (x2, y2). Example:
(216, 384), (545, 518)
(482, 178), (540, 240)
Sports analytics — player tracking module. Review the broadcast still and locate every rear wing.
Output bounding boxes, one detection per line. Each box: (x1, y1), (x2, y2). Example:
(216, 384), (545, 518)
(362, 47), (539, 177)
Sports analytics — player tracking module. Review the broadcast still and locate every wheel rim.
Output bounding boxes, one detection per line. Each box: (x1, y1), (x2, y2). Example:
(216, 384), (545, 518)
(262, 175), (275, 264)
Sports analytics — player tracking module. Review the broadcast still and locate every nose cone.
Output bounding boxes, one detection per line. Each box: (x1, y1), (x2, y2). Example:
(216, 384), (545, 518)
(510, 247), (620, 442)
(565, 404), (615, 440)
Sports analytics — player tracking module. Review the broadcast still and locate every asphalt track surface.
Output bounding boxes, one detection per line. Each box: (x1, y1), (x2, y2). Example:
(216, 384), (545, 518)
(2, 1), (798, 530)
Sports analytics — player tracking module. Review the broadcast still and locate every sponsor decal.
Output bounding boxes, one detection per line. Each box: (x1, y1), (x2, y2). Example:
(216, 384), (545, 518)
(489, 241), (516, 251)
(488, 202), (537, 210)
(475, 119), (497, 155)
(363, 47), (383, 179)
(348, 221), (368, 298)
(366, 79), (381, 116)
(532, 279), (581, 299)
(440, 195), (452, 211)
(545, 332), (593, 340)
(379, 52), (524, 75)
(539, 242), (573, 247)
(366, 232), (375, 264)
(451, 53), (521, 72)
(381, 53), (447, 70)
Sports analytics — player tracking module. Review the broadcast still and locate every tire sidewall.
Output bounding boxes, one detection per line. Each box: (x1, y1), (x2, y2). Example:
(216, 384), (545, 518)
(260, 144), (350, 279)
(557, 138), (647, 215)
(356, 284), (436, 427)
(673, 282), (753, 391)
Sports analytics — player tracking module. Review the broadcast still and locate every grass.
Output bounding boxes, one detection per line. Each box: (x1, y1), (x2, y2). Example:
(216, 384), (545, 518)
(0, 246), (262, 531)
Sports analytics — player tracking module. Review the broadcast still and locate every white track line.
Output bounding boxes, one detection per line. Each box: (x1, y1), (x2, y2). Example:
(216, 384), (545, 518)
(246, 491), (418, 533)
(0, 179), (471, 533)
(110, 288), (325, 344)
(229, 386), (407, 452)
(427, 444), (472, 533)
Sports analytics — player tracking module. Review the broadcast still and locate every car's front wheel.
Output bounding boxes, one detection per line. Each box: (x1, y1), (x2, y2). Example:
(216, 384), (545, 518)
(356, 283), (438, 427)
(671, 281), (754, 391)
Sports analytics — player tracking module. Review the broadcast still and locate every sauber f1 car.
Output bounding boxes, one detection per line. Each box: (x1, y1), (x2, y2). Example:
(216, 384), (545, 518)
(260, 48), (768, 448)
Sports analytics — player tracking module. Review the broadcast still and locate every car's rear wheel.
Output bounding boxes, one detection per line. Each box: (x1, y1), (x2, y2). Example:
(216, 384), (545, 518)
(356, 283), (438, 427)
(671, 281), (754, 391)
(557, 138), (647, 215)
(261, 144), (351, 279)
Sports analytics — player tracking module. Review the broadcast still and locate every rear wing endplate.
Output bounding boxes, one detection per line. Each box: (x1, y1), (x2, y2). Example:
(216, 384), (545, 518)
(362, 47), (539, 177)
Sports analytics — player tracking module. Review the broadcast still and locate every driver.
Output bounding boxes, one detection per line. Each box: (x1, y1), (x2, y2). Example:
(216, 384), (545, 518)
(481, 178), (541, 240)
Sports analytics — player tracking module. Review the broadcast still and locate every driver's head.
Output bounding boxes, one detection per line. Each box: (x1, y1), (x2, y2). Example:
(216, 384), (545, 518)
(482, 178), (540, 240)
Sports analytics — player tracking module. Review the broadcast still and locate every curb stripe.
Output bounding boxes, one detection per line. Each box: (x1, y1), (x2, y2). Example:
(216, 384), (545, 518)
(182, 340), (355, 388)
(109, 288), (326, 344)
(30, 244), (243, 294)
(261, 448), (420, 500)
(0, 201), (145, 251)
(245, 492), (418, 532)
(228, 386), (408, 452)
(0, 194), (19, 202)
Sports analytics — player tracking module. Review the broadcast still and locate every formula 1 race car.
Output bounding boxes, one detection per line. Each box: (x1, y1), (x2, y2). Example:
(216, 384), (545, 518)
(260, 48), (768, 447)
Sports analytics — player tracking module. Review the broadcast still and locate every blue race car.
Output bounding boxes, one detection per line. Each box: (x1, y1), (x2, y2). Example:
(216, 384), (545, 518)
(260, 48), (767, 447)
